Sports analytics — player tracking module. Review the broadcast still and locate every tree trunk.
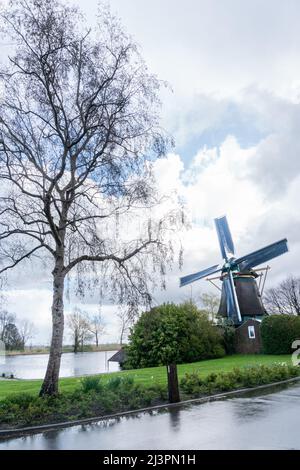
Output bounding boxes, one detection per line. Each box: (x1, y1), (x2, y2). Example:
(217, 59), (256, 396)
(95, 331), (98, 348)
(74, 331), (79, 353)
(120, 324), (125, 346)
(39, 266), (65, 397)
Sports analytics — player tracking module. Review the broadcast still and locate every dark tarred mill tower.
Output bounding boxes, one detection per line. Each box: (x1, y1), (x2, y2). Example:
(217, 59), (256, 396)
(179, 216), (288, 325)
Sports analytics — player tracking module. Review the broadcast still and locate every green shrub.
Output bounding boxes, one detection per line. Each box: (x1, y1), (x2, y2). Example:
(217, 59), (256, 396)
(214, 375), (235, 392)
(0, 376), (167, 427)
(2, 393), (34, 408)
(120, 376), (134, 388)
(80, 376), (103, 393)
(107, 376), (122, 390)
(205, 372), (218, 383)
(147, 383), (168, 401)
(1, 363), (299, 429)
(180, 363), (300, 396)
(287, 363), (300, 377)
(180, 372), (204, 395)
(124, 301), (225, 369)
(218, 324), (236, 354)
(261, 315), (300, 354)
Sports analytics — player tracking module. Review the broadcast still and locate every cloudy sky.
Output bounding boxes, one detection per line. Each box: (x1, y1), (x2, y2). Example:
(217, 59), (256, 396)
(2, 0), (300, 343)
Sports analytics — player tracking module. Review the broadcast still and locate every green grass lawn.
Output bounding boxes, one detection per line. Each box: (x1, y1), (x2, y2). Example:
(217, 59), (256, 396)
(0, 354), (292, 400)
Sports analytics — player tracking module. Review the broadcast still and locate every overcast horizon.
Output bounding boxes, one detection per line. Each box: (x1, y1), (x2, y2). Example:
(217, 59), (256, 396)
(1, 0), (300, 345)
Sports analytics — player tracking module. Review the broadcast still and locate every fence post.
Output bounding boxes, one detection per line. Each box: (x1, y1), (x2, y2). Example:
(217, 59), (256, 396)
(166, 363), (180, 403)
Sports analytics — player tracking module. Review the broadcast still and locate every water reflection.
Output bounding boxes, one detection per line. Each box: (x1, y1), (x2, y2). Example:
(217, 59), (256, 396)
(0, 351), (119, 379)
(42, 430), (61, 451)
(168, 408), (181, 432)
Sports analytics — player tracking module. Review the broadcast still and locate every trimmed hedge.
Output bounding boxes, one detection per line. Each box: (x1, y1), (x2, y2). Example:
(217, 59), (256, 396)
(261, 315), (300, 354)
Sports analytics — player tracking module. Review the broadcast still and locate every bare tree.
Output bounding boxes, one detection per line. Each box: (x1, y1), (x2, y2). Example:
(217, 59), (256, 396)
(87, 312), (105, 348)
(0, 310), (16, 341)
(18, 319), (36, 349)
(200, 292), (220, 323)
(117, 306), (136, 345)
(67, 308), (92, 353)
(0, 1), (182, 395)
(264, 287), (287, 315)
(264, 276), (300, 315)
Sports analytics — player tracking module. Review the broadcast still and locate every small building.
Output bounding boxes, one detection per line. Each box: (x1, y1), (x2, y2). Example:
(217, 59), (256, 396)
(108, 348), (127, 367)
(234, 318), (262, 354)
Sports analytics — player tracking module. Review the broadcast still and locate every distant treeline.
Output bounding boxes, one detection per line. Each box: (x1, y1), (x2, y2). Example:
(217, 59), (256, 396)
(0, 311), (35, 351)
(6, 343), (121, 355)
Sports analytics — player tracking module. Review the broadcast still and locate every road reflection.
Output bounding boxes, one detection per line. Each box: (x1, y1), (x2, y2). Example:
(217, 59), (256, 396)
(1, 382), (300, 449)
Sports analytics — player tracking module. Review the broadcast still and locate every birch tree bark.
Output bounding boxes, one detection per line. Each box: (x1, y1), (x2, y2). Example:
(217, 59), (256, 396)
(41, 265), (65, 396)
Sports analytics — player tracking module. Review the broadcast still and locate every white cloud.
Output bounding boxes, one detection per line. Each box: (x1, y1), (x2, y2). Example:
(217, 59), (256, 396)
(2, 129), (299, 342)
(103, 0), (300, 100)
(5, 289), (52, 345)
(1, 0), (300, 343)
(156, 134), (298, 303)
(181, 137), (266, 231)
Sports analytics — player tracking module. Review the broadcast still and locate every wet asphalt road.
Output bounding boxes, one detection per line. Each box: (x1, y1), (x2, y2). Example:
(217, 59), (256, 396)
(1, 382), (300, 450)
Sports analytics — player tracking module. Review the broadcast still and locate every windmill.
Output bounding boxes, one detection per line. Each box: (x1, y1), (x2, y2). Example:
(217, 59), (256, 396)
(180, 216), (288, 325)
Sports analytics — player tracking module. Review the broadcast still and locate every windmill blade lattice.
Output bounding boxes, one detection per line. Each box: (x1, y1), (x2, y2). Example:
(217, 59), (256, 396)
(223, 273), (241, 323)
(180, 264), (221, 287)
(215, 216), (235, 260)
(235, 238), (288, 271)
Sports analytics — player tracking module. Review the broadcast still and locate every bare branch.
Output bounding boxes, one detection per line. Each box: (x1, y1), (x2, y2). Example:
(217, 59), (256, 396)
(0, 244), (45, 274)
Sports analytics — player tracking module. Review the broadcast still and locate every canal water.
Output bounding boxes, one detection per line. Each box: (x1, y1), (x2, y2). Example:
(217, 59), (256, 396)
(0, 351), (119, 379)
(1, 382), (300, 449)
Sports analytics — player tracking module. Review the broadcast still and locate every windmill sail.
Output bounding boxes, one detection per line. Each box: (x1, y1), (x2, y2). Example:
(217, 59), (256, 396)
(235, 238), (288, 271)
(180, 264), (221, 287)
(215, 216), (235, 260)
(223, 272), (242, 323)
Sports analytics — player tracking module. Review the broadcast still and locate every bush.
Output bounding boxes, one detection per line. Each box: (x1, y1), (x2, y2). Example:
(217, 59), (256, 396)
(123, 302), (225, 369)
(0, 377), (168, 428)
(180, 363), (300, 396)
(261, 315), (300, 354)
(107, 376), (122, 390)
(2, 393), (34, 408)
(180, 372), (204, 395)
(218, 324), (236, 354)
(1, 363), (299, 429)
(80, 376), (103, 393)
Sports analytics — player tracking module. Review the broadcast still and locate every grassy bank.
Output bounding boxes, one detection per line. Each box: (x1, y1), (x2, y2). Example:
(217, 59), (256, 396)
(1, 360), (299, 430)
(0, 354), (292, 400)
